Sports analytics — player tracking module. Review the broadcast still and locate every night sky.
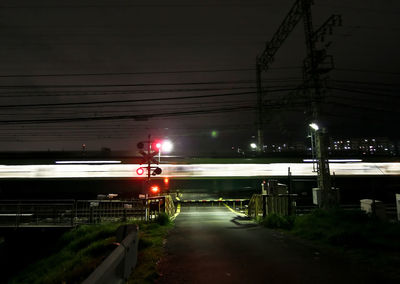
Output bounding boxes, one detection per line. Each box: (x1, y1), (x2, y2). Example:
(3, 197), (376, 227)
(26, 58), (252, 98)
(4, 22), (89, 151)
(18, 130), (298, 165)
(0, 0), (399, 154)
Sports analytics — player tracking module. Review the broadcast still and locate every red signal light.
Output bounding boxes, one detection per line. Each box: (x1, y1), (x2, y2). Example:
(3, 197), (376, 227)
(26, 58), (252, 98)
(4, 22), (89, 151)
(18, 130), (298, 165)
(136, 167), (144, 175)
(164, 178), (169, 185)
(150, 185), (160, 194)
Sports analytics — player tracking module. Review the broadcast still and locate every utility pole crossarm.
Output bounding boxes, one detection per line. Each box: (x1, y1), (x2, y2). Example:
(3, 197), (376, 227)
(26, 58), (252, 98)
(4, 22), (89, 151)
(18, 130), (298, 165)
(257, 0), (311, 71)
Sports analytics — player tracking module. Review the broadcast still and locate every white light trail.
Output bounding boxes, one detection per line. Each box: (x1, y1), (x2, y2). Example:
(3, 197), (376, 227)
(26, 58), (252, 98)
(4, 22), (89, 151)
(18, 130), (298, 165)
(55, 161), (122, 164)
(0, 163), (399, 178)
(303, 159), (363, 163)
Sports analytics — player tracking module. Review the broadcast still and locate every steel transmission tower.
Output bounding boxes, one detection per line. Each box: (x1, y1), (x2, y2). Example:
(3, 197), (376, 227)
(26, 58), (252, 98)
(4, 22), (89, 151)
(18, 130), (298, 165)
(256, 0), (341, 208)
(256, 0), (308, 152)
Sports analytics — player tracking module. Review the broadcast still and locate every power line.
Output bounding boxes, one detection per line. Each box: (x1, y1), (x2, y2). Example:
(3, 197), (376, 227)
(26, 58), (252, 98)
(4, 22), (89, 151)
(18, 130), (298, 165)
(0, 68), (253, 78)
(0, 88), (301, 109)
(0, 66), (302, 78)
(0, 105), (256, 125)
(0, 78), (304, 89)
(0, 80), (256, 89)
(328, 87), (400, 99)
(0, 84), (301, 98)
(335, 68), (400, 76)
(332, 80), (400, 88)
(322, 101), (400, 114)
(0, 91), (256, 109)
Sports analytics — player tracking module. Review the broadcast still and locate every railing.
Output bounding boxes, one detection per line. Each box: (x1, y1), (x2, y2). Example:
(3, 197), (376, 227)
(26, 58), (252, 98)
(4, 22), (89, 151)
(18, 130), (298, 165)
(75, 200), (146, 224)
(247, 194), (297, 218)
(164, 195), (176, 217)
(147, 195), (176, 220)
(248, 194), (263, 219)
(0, 199), (147, 228)
(83, 225), (139, 284)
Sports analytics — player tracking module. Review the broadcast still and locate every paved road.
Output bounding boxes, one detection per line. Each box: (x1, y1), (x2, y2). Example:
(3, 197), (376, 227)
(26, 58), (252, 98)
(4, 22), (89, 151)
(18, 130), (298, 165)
(157, 206), (388, 284)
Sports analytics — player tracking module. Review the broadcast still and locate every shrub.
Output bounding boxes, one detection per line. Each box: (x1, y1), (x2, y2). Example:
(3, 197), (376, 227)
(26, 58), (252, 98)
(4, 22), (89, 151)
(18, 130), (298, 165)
(291, 208), (400, 251)
(262, 213), (295, 230)
(156, 212), (170, 226)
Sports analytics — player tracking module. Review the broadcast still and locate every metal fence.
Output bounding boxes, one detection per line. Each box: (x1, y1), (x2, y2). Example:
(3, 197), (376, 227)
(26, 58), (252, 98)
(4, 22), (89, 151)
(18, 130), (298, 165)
(0, 199), (147, 228)
(248, 194), (263, 219)
(247, 194), (297, 218)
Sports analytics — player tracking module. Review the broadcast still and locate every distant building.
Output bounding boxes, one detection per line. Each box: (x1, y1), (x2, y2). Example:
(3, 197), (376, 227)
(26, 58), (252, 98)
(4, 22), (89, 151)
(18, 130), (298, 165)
(330, 137), (397, 156)
(262, 142), (306, 153)
(258, 137), (398, 156)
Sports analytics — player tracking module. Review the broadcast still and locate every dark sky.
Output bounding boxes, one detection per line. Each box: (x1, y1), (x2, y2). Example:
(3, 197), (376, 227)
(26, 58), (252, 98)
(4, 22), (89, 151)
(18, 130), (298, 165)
(0, 0), (399, 154)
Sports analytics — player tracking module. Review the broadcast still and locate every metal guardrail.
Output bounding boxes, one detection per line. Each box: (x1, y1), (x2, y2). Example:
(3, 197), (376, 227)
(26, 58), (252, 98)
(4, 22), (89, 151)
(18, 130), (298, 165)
(83, 225), (139, 284)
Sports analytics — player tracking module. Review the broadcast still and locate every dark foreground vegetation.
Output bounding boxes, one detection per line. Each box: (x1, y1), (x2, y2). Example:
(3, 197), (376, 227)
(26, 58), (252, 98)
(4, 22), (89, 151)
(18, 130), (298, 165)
(261, 209), (400, 280)
(8, 214), (172, 284)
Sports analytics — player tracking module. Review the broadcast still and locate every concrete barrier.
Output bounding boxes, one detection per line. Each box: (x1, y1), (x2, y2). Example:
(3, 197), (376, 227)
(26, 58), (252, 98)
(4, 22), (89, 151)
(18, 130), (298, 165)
(360, 199), (386, 220)
(83, 225), (139, 284)
(396, 194), (400, 221)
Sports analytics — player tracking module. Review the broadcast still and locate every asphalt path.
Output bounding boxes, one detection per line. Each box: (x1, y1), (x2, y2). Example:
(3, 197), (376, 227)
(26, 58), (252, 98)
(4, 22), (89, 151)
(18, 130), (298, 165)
(157, 206), (387, 284)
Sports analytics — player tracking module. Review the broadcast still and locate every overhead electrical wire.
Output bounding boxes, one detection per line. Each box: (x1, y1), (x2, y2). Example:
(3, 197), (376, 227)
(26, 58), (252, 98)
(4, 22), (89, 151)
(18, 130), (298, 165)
(328, 87), (400, 99)
(0, 78), (303, 89)
(0, 84), (301, 98)
(0, 87), (301, 109)
(0, 105), (256, 125)
(0, 66), (302, 78)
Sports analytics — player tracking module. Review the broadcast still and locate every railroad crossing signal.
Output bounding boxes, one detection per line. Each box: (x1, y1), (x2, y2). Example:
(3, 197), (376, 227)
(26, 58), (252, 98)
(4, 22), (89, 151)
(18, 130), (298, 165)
(136, 135), (163, 180)
(150, 185), (160, 194)
(138, 149), (159, 165)
(136, 167), (145, 175)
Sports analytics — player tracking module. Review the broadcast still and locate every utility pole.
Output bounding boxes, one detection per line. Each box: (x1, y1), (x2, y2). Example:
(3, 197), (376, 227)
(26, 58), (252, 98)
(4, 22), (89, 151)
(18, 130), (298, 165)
(302, 5), (341, 208)
(315, 128), (335, 208)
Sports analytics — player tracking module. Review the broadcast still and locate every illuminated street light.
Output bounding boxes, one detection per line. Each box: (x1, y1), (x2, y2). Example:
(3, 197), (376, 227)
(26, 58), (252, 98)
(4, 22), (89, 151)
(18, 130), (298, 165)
(157, 139), (174, 163)
(309, 123), (319, 131)
(161, 140), (173, 153)
(250, 143), (257, 149)
(308, 123), (319, 172)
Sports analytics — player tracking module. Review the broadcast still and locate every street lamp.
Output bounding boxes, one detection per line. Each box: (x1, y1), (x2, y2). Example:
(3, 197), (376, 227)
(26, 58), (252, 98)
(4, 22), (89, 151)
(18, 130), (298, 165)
(161, 140), (173, 153)
(308, 123), (319, 172)
(157, 140), (174, 162)
(250, 143), (257, 150)
(309, 123), (319, 131)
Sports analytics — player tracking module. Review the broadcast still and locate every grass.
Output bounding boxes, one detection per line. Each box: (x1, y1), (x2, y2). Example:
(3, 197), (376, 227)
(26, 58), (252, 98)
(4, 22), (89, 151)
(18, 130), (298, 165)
(259, 213), (295, 230)
(9, 222), (122, 284)
(291, 209), (400, 251)
(8, 214), (174, 284)
(128, 213), (173, 284)
(261, 209), (400, 280)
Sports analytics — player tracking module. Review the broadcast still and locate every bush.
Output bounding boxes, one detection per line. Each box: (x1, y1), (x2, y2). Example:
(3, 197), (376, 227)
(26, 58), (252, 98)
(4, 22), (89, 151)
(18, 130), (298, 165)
(261, 213), (295, 230)
(291, 208), (400, 250)
(156, 212), (170, 226)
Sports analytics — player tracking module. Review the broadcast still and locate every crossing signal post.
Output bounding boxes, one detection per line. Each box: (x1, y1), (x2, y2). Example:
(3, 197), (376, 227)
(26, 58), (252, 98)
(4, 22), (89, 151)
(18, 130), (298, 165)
(137, 135), (163, 198)
(137, 134), (163, 181)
